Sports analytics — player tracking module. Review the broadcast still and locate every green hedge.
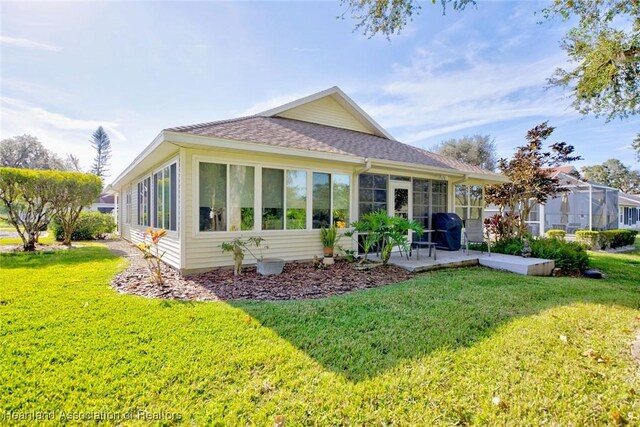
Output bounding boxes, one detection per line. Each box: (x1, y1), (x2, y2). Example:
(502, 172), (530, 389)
(51, 211), (116, 241)
(492, 237), (589, 274)
(576, 229), (638, 250)
(545, 229), (566, 240)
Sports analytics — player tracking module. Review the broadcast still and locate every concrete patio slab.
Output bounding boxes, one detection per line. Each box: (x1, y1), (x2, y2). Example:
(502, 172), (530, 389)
(384, 250), (555, 276)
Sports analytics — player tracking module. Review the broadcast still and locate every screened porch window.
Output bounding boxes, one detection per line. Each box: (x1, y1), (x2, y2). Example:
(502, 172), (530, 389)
(358, 173), (387, 218)
(286, 170), (307, 230)
(153, 163), (177, 231)
(454, 184), (483, 233)
(229, 165), (255, 231)
(199, 163), (227, 231)
(137, 177), (151, 226)
(262, 168), (284, 230)
(332, 174), (350, 228)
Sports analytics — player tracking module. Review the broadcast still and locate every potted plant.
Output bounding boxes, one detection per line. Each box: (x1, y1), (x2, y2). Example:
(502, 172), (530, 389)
(220, 237), (284, 276)
(320, 226), (340, 258)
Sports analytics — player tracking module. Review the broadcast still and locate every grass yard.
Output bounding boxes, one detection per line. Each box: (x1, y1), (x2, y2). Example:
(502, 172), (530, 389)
(1, 243), (639, 425)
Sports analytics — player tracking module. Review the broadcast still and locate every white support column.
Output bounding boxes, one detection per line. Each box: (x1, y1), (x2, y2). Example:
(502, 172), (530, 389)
(539, 203), (545, 237)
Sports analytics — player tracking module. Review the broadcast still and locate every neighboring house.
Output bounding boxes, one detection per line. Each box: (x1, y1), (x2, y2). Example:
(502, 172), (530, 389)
(87, 193), (115, 214)
(487, 165), (619, 236)
(619, 193), (640, 230)
(109, 87), (507, 273)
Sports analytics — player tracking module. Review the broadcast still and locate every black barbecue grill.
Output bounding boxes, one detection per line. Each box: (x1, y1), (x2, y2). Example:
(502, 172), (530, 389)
(432, 212), (462, 251)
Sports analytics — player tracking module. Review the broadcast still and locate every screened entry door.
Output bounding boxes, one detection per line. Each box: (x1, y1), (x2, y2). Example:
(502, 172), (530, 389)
(390, 181), (412, 245)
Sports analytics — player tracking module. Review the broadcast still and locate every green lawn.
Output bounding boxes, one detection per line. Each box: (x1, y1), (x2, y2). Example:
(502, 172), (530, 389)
(1, 244), (639, 425)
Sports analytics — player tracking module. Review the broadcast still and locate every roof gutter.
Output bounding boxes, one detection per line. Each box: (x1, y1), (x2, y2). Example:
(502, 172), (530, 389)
(451, 174), (469, 185)
(357, 157), (372, 174)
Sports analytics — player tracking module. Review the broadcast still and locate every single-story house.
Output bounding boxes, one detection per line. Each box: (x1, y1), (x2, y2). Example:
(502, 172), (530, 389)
(486, 165), (620, 236)
(619, 192), (640, 230)
(109, 87), (507, 273)
(87, 193), (115, 214)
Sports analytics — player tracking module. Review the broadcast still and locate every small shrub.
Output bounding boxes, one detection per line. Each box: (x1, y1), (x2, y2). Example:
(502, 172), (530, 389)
(136, 228), (167, 285)
(492, 237), (589, 274)
(530, 238), (589, 274)
(545, 229), (566, 240)
(491, 238), (523, 256)
(51, 211), (116, 241)
(575, 230), (599, 249)
(601, 229), (637, 248)
(575, 229), (637, 250)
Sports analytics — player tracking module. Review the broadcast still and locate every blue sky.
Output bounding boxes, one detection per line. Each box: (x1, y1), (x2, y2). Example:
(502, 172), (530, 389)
(1, 1), (638, 181)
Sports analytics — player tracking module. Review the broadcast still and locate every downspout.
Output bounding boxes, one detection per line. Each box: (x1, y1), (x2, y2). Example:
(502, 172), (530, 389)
(451, 174), (468, 185)
(357, 157), (372, 175)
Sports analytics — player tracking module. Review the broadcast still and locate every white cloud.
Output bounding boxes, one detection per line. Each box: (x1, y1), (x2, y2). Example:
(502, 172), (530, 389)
(361, 37), (575, 144)
(0, 97), (125, 171)
(0, 36), (60, 52)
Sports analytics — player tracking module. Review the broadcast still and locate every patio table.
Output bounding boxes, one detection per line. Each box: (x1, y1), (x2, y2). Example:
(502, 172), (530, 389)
(411, 230), (436, 261)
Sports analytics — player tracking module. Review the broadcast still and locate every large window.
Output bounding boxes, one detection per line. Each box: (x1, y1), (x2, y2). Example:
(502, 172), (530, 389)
(313, 172), (331, 229)
(137, 177), (151, 226)
(332, 175), (350, 228)
(197, 162), (351, 232)
(153, 163), (177, 231)
(454, 184), (483, 232)
(262, 168), (284, 230)
(199, 163), (227, 231)
(358, 173), (387, 218)
(229, 165), (255, 231)
(286, 170), (307, 230)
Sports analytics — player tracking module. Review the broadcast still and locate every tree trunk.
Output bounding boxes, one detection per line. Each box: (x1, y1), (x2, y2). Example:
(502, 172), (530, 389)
(24, 234), (37, 251)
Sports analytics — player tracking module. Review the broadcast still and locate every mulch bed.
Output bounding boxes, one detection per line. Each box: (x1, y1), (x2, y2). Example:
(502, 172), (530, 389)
(106, 239), (413, 301)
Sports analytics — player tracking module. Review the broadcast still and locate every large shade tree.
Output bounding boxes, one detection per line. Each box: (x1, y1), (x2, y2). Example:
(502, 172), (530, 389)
(484, 122), (581, 237)
(0, 135), (69, 170)
(581, 158), (640, 193)
(432, 135), (497, 171)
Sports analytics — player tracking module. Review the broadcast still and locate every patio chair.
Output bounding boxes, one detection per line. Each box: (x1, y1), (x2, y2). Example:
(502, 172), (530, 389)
(463, 227), (490, 256)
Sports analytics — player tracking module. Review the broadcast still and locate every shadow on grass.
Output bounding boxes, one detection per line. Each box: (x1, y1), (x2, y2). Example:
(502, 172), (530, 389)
(0, 245), (117, 269)
(232, 258), (640, 382)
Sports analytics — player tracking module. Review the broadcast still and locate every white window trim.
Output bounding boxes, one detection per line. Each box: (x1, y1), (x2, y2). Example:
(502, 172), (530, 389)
(132, 155), (180, 237)
(152, 162), (178, 232)
(192, 154), (352, 238)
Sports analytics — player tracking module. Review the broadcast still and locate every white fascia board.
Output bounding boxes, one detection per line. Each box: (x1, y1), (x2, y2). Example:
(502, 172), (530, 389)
(163, 131), (366, 165)
(369, 158), (510, 183)
(110, 131), (166, 189)
(256, 86), (396, 141)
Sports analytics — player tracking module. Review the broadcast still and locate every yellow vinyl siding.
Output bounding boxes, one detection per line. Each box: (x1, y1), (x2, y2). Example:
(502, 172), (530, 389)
(277, 96), (372, 134)
(183, 147), (357, 271)
(116, 153), (182, 270)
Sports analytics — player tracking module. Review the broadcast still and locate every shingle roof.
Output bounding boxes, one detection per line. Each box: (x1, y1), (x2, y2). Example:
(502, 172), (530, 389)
(166, 116), (499, 177)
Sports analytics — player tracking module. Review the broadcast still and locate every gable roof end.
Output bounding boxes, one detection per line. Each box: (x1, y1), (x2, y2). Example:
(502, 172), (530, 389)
(256, 86), (396, 140)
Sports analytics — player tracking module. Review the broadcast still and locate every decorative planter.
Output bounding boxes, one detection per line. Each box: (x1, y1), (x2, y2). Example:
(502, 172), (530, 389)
(323, 247), (334, 257)
(256, 258), (285, 276)
(322, 256), (334, 266)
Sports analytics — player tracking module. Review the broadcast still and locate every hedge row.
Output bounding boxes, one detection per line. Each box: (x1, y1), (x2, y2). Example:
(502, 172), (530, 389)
(575, 229), (638, 250)
(51, 212), (116, 241)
